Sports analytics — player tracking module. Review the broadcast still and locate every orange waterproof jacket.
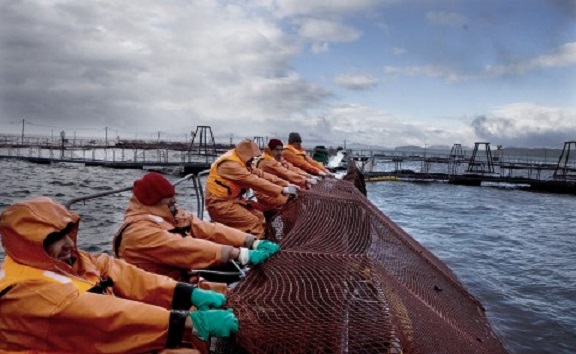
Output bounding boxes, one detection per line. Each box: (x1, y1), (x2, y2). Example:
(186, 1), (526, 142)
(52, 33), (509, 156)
(0, 197), (200, 353)
(205, 140), (288, 203)
(114, 196), (255, 280)
(255, 147), (308, 188)
(282, 144), (329, 175)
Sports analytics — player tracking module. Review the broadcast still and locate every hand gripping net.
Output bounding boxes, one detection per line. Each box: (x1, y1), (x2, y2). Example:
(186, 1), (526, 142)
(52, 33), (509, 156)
(216, 165), (507, 354)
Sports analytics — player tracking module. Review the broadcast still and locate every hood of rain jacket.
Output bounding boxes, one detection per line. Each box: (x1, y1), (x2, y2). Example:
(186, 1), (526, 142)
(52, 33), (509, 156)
(0, 196), (81, 272)
(234, 139), (261, 165)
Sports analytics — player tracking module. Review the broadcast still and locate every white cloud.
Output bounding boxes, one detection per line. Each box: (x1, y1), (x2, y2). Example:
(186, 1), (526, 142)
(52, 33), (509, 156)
(383, 65), (469, 82)
(266, 0), (390, 18)
(425, 11), (468, 27)
(392, 47), (406, 55)
(311, 42), (330, 53)
(297, 18), (361, 43)
(333, 74), (378, 90)
(384, 42), (576, 83)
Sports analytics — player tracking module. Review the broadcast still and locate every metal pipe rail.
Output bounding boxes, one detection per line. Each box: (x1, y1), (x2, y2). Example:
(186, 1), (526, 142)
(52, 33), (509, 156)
(65, 173), (202, 210)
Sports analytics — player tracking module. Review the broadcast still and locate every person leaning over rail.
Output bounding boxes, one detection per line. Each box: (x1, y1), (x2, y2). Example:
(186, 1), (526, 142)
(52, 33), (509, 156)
(253, 138), (319, 210)
(113, 172), (280, 285)
(282, 132), (334, 177)
(0, 196), (238, 354)
(205, 139), (300, 238)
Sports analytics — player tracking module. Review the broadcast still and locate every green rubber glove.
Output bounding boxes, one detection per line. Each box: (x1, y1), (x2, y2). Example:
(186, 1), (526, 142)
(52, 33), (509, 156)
(190, 309), (239, 341)
(255, 240), (281, 255)
(248, 249), (271, 266)
(191, 288), (226, 311)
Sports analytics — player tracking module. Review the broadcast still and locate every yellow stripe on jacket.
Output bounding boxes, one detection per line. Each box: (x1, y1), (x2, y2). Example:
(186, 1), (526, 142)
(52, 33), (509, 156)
(0, 256), (98, 294)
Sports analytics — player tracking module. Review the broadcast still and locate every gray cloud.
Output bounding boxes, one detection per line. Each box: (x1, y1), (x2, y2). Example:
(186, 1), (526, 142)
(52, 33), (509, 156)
(471, 115), (576, 148)
(0, 1), (330, 140)
(333, 74), (378, 90)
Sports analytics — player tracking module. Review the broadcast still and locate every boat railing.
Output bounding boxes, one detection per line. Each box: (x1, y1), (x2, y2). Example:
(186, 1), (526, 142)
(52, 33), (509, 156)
(65, 173), (205, 213)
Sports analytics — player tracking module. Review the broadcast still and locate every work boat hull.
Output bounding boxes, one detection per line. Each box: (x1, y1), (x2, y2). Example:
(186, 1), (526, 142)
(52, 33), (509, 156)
(215, 164), (507, 354)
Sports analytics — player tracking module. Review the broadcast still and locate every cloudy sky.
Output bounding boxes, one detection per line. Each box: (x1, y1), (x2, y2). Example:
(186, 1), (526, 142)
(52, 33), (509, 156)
(1, 0), (575, 148)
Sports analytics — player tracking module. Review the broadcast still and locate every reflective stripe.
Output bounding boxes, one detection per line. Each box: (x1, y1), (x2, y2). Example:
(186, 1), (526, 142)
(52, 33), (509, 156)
(43, 270), (72, 284)
(148, 215), (164, 223)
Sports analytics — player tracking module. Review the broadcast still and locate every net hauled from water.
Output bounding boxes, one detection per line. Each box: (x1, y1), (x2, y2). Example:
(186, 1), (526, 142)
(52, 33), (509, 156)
(216, 167), (507, 354)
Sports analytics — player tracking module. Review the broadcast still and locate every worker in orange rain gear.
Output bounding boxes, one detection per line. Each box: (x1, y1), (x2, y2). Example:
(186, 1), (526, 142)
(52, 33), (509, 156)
(0, 197), (239, 354)
(254, 138), (320, 209)
(282, 132), (332, 176)
(114, 172), (280, 284)
(205, 139), (300, 238)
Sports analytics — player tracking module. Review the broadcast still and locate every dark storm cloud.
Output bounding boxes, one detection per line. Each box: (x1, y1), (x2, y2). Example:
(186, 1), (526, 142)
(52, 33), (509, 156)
(471, 114), (576, 147)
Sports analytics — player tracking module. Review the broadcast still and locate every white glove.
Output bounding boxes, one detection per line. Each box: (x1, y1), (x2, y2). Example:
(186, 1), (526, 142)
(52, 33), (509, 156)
(238, 247), (250, 266)
(306, 178), (318, 185)
(282, 185), (298, 196)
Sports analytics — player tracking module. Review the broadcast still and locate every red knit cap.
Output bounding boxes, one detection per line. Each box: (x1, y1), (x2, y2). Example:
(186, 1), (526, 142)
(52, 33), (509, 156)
(268, 138), (283, 150)
(133, 172), (175, 206)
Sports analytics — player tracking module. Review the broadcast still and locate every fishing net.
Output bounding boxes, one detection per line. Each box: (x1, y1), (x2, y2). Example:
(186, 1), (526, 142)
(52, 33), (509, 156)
(216, 163), (507, 354)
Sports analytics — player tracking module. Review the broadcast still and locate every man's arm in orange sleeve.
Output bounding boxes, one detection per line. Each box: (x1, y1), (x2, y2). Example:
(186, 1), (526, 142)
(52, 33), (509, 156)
(121, 221), (234, 270)
(252, 167), (290, 187)
(285, 161), (312, 178)
(3, 281), (176, 353)
(262, 160), (307, 186)
(52, 292), (177, 352)
(92, 252), (178, 308)
(94, 252), (204, 315)
(283, 149), (323, 175)
(187, 212), (255, 248)
(218, 161), (284, 197)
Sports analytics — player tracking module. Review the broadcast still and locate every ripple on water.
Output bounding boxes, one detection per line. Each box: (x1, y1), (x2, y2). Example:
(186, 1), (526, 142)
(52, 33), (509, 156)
(368, 181), (576, 354)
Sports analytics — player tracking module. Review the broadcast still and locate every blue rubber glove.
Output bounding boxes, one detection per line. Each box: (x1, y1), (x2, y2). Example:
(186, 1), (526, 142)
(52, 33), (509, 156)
(191, 288), (226, 311)
(254, 240), (281, 256)
(190, 309), (239, 341)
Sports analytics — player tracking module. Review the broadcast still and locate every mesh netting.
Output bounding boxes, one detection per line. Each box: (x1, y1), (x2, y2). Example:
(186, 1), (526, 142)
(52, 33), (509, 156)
(216, 164), (507, 354)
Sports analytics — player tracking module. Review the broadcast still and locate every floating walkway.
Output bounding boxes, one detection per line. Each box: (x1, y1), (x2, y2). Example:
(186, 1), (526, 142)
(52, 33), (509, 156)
(0, 155), (212, 175)
(365, 171), (576, 195)
(2, 135), (576, 195)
